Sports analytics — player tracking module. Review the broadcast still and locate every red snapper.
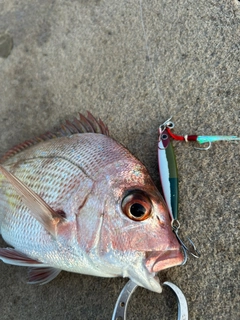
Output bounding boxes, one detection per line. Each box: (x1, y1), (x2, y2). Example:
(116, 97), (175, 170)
(0, 112), (183, 292)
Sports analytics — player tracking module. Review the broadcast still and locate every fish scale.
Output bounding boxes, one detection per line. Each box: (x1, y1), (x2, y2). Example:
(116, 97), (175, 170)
(3, 134), (134, 180)
(0, 113), (184, 292)
(0, 144), (87, 255)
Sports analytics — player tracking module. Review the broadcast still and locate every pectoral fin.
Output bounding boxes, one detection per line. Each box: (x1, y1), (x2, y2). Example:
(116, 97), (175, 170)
(0, 248), (45, 267)
(28, 267), (61, 285)
(0, 164), (65, 237)
(0, 248), (61, 285)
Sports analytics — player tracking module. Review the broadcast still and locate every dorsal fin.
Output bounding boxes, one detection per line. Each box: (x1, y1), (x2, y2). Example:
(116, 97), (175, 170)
(0, 111), (109, 163)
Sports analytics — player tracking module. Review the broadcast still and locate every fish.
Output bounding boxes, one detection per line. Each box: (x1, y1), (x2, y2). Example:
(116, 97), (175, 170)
(0, 112), (184, 293)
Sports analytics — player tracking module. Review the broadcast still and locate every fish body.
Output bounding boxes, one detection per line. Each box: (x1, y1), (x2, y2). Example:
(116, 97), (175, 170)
(0, 113), (183, 292)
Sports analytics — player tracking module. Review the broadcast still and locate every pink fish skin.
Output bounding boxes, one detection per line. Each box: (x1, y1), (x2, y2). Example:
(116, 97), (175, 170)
(0, 113), (183, 293)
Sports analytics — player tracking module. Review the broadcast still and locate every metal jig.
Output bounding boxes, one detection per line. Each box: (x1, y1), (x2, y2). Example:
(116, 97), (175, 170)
(158, 123), (200, 259)
(112, 280), (188, 320)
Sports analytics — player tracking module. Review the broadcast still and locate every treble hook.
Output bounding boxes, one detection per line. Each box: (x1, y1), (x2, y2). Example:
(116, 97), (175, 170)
(172, 220), (200, 259)
(112, 280), (188, 320)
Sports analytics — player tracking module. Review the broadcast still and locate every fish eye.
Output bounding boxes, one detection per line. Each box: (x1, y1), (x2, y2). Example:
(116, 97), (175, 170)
(121, 190), (152, 221)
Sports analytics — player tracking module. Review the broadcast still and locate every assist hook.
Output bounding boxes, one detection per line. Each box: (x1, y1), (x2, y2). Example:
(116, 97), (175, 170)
(172, 220), (201, 260)
(112, 280), (188, 320)
(160, 118), (240, 150)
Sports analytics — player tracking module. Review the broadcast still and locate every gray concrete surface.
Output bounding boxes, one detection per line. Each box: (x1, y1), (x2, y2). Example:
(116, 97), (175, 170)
(0, 0), (239, 319)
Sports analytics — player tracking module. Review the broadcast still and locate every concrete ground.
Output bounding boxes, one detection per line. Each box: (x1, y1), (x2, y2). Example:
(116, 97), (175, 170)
(0, 0), (239, 319)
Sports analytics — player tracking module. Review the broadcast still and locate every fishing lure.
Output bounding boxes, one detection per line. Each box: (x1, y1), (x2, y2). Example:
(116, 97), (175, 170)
(158, 115), (240, 258)
(158, 120), (200, 259)
(162, 117), (240, 150)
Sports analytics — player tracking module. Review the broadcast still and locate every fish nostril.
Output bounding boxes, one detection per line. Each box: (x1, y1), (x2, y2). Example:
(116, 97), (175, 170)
(55, 209), (66, 218)
(156, 215), (166, 227)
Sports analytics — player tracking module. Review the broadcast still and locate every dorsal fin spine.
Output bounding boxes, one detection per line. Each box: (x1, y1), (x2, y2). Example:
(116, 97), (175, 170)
(0, 112), (109, 163)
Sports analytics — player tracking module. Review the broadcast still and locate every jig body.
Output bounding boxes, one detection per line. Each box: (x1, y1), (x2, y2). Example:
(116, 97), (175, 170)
(158, 119), (200, 260)
(158, 126), (178, 221)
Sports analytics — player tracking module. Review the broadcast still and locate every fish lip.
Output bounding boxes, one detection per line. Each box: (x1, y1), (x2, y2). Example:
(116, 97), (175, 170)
(145, 249), (184, 273)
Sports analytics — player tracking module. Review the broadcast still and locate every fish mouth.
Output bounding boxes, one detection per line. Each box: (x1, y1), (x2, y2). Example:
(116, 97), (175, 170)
(145, 249), (184, 273)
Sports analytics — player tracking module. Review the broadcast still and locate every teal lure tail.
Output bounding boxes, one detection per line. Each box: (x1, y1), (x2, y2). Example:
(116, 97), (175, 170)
(197, 135), (240, 144)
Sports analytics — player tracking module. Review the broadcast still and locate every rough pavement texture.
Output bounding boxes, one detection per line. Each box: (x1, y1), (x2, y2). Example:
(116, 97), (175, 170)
(0, 0), (239, 319)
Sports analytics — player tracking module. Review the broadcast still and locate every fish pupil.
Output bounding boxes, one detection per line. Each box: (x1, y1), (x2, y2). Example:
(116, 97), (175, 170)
(130, 203), (146, 218)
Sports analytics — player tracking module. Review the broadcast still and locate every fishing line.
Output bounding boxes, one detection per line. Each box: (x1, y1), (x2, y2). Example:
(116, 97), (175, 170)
(139, 0), (165, 109)
(138, 1), (187, 123)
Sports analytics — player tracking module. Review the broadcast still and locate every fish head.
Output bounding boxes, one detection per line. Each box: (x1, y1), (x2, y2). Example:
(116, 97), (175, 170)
(95, 159), (184, 292)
